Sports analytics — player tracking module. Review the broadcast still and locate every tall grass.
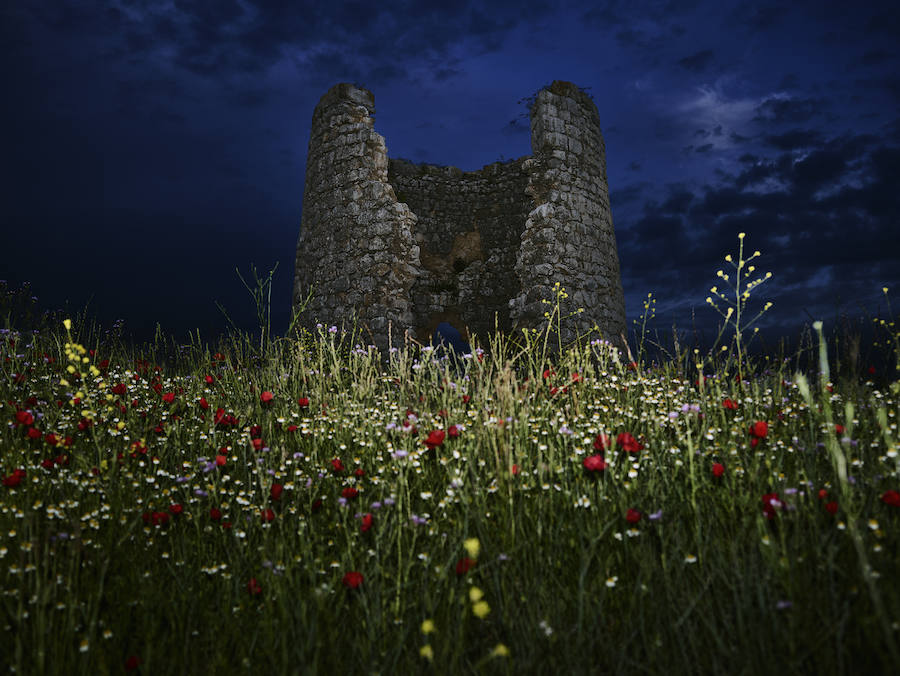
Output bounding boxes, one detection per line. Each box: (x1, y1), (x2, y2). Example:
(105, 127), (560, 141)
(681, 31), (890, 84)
(1, 235), (898, 675)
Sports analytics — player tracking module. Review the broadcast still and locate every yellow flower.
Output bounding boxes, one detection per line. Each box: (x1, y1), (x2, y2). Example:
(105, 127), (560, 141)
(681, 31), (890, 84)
(463, 538), (480, 559)
(469, 586), (484, 602)
(63, 319), (72, 331)
(419, 645), (434, 661)
(491, 643), (510, 658)
(420, 619), (435, 635)
(472, 601), (490, 618)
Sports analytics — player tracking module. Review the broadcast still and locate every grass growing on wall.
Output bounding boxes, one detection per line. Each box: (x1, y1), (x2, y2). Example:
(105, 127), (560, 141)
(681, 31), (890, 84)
(1, 234), (899, 675)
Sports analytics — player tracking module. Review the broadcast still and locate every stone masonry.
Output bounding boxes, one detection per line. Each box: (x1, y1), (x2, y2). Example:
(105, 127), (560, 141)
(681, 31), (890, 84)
(292, 80), (626, 364)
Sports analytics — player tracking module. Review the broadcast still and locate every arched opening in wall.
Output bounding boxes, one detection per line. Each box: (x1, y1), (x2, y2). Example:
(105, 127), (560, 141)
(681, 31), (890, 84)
(430, 321), (472, 355)
(419, 311), (470, 348)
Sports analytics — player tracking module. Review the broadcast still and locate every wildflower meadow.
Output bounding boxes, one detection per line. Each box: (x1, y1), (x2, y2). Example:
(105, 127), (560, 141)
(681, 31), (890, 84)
(2, 234), (899, 674)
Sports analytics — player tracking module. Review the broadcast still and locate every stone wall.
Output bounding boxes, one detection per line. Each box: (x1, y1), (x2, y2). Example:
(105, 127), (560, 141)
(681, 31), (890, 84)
(292, 80), (626, 365)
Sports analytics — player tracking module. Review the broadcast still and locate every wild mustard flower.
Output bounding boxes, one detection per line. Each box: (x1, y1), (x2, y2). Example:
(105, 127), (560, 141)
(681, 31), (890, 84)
(420, 618), (435, 635)
(419, 645), (434, 661)
(706, 232), (773, 383)
(464, 537), (480, 559)
(469, 586), (484, 602)
(491, 643), (510, 658)
(472, 601), (490, 618)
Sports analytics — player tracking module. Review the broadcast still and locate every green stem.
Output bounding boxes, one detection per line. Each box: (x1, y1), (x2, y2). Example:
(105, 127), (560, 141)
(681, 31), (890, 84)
(810, 321), (899, 665)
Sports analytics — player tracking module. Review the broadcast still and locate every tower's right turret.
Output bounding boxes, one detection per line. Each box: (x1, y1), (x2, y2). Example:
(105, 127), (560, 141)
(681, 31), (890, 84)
(510, 81), (627, 353)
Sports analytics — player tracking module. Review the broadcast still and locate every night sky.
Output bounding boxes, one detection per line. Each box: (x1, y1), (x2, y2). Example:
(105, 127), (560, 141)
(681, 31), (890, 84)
(4, 1), (899, 366)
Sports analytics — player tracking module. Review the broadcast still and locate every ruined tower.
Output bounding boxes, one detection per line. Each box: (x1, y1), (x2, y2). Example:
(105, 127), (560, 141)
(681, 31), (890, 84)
(292, 80), (626, 364)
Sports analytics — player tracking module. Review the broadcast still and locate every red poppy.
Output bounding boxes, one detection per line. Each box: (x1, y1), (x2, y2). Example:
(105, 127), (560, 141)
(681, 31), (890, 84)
(215, 454), (227, 467)
(341, 486), (359, 500)
(331, 458), (345, 473)
(424, 430), (446, 449)
(209, 508), (222, 521)
(142, 511), (171, 527)
(750, 421), (768, 437)
(111, 383), (127, 396)
(261, 508), (275, 522)
(247, 578), (263, 595)
(455, 557), (476, 575)
(881, 490), (900, 508)
(511, 464), (520, 476)
(270, 483), (283, 501)
(711, 462), (725, 478)
(617, 432), (644, 454)
(360, 513), (374, 532)
(125, 656), (141, 671)
(761, 492), (782, 520)
(27, 427), (42, 439)
(14, 410), (34, 426)
(834, 424), (844, 435)
(342, 571), (363, 589)
(722, 398), (738, 410)
(260, 391), (274, 404)
(205, 374), (215, 385)
(626, 508), (641, 524)
(583, 454), (608, 472)
(3, 469), (26, 488)
(169, 503), (183, 515)
(298, 397), (310, 407)
(162, 392), (175, 404)
(825, 501), (839, 515)
(199, 397), (209, 410)
(593, 433), (611, 452)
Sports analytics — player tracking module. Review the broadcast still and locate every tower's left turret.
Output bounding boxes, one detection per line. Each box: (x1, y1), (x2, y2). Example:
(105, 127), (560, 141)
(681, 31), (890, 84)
(292, 83), (422, 360)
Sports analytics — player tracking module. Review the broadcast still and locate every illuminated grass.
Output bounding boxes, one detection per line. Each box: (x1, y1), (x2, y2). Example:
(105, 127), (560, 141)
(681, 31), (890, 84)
(1, 238), (899, 674)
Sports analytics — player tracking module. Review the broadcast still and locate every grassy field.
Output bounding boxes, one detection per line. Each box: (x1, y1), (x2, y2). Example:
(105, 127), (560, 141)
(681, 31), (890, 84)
(2, 236), (899, 674)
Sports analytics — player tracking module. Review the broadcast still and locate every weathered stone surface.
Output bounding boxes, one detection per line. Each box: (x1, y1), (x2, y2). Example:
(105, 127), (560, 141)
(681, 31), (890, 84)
(292, 81), (627, 365)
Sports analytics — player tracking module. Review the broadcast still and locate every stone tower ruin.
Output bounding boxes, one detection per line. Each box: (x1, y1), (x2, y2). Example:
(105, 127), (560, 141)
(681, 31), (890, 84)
(292, 80), (626, 364)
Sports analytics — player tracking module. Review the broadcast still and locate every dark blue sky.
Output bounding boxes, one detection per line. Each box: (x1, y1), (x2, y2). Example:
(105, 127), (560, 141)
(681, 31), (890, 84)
(3, 0), (899, 363)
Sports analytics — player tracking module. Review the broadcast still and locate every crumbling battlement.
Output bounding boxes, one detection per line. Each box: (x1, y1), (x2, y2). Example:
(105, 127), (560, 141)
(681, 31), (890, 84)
(292, 80), (626, 363)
